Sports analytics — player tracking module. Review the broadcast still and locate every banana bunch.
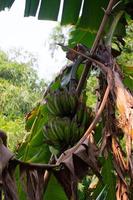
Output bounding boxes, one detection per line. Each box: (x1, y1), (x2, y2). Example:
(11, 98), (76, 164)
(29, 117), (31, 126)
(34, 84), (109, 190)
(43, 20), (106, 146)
(43, 103), (91, 153)
(43, 88), (92, 154)
(74, 103), (92, 129)
(45, 89), (78, 117)
(43, 117), (71, 151)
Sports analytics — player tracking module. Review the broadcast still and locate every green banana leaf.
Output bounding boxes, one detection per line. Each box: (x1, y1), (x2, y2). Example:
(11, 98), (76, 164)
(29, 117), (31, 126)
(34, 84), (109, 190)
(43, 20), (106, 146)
(16, 85), (68, 199)
(69, 28), (96, 48)
(60, 0), (82, 25)
(1, 0), (132, 51)
(1, 1), (131, 35)
(38, 0), (60, 20)
(17, 103), (51, 161)
(123, 74), (133, 91)
(44, 175), (67, 200)
(96, 186), (107, 200)
(77, 0), (108, 31)
(102, 154), (116, 200)
(93, 154), (116, 200)
(24, 0), (39, 17)
(0, 0), (14, 10)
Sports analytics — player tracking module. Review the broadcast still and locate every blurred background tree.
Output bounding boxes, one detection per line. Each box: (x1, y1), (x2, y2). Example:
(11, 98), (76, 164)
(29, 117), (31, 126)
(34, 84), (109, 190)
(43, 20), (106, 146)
(117, 20), (133, 66)
(117, 20), (133, 90)
(0, 49), (46, 150)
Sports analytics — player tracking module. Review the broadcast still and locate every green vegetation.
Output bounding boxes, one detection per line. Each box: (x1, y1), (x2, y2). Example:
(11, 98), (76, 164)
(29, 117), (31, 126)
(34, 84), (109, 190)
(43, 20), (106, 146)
(117, 20), (133, 91)
(117, 20), (133, 67)
(0, 50), (45, 150)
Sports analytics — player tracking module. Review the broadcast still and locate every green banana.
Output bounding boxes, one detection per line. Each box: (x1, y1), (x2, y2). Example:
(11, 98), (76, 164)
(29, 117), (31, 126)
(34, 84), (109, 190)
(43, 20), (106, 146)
(43, 125), (50, 142)
(74, 103), (84, 124)
(78, 125), (85, 138)
(43, 92), (92, 152)
(53, 92), (63, 116)
(70, 119), (79, 145)
(68, 91), (78, 114)
(60, 91), (69, 115)
(54, 119), (64, 141)
(62, 90), (71, 115)
(49, 121), (59, 141)
(63, 118), (71, 144)
(46, 95), (58, 115)
(46, 89), (79, 117)
(44, 123), (58, 144)
(56, 117), (71, 144)
(43, 117), (71, 150)
(81, 107), (89, 128)
(45, 129), (60, 149)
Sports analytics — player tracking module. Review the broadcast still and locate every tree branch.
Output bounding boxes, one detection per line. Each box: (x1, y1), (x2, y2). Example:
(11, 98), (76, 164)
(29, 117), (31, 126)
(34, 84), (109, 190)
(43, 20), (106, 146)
(57, 45), (109, 74)
(76, 0), (116, 95)
(12, 158), (59, 170)
(91, 0), (117, 53)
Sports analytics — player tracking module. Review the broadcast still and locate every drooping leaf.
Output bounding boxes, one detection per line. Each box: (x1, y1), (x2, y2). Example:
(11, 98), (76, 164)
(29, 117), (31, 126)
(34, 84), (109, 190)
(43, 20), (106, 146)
(16, 102), (52, 163)
(2, 167), (19, 200)
(55, 135), (101, 199)
(0, 139), (14, 171)
(69, 28), (96, 48)
(1, 0), (133, 30)
(101, 154), (116, 200)
(123, 75), (133, 90)
(43, 64), (72, 97)
(24, 0), (40, 17)
(114, 17), (127, 38)
(92, 154), (116, 200)
(38, 0), (60, 20)
(61, 0), (82, 25)
(96, 186), (107, 200)
(44, 174), (68, 200)
(116, 177), (128, 200)
(77, 0), (108, 32)
(25, 104), (40, 131)
(19, 166), (45, 200)
(0, 0), (15, 11)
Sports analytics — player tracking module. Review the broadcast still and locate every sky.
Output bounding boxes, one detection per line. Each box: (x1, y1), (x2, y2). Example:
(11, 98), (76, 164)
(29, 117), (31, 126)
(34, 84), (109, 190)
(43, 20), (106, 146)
(0, 0), (67, 82)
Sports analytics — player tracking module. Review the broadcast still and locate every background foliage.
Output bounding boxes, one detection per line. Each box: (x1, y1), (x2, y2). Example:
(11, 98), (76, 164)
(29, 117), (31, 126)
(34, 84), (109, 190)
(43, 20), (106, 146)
(0, 49), (46, 150)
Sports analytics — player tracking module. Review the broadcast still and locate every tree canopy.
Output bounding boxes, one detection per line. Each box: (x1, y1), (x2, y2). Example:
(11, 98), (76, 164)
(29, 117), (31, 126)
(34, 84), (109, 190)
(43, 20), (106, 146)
(0, 49), (45, 150)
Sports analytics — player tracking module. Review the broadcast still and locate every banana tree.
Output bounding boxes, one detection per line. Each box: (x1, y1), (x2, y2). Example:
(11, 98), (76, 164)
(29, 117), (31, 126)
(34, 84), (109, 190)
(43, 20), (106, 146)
(0, 0), (133, 200)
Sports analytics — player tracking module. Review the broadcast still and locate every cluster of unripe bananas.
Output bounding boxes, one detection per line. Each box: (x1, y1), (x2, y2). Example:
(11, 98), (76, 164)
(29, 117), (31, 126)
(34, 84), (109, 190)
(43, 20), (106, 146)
(43, 89), (91, 153)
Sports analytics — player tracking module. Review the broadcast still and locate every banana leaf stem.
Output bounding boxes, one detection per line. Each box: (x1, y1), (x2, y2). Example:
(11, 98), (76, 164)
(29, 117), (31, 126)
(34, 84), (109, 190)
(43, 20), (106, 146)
(105, 10), (124, 46)
(12, 158), (59, 170)
(76, 0), (116, 96)
(22, 110), (42, 161)
(56, 46), (109, 74)
(69, 55), (84, 91)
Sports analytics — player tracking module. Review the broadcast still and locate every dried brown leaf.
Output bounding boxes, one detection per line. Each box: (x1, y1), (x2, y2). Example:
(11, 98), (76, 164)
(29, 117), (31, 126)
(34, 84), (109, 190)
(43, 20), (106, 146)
(2, 167), (18, 200)
(0, 139), (14, 172)
(114, 71), (133, 139)
(112, 137), (127, 179)
(116, 177), (128, 200)
(54, 136), (101, 200)
(19, 165), (45, 200)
